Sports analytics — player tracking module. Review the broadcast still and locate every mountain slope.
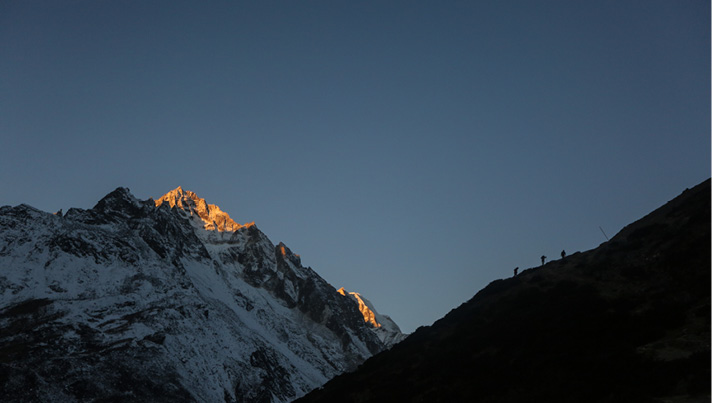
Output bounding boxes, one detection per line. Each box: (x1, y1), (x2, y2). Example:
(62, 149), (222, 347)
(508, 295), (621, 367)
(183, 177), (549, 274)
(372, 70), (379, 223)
(298, 179), (711, 403)
(337, 287), (406, 347)
(0, 187), (403, 402)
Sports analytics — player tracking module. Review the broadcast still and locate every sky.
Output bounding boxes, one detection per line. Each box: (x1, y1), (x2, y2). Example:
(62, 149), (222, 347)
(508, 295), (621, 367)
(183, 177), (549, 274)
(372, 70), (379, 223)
(1, 1), (709, 333)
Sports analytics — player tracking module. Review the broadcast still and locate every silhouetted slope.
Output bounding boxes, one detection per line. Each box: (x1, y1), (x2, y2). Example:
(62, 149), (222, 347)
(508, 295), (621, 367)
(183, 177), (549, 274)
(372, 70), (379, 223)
(299, 179), (711, 403)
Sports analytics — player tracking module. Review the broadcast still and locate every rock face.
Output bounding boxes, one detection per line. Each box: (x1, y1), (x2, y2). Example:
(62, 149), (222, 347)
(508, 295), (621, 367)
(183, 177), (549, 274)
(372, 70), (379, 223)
(337, 288), (406, 347)
(299, 179), (711, 403)
(155, 186), (248, 232)
(0, 187), (403, 402)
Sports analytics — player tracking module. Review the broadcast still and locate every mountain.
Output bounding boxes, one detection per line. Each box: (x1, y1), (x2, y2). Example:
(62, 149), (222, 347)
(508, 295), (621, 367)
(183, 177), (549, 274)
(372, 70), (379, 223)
(298, 179), (711, 403)
(0, 187), (403, 402)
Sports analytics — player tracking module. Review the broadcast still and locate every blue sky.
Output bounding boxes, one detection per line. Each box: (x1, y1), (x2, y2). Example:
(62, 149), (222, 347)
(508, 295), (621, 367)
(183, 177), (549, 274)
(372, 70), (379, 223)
(1, 1), (709, 333)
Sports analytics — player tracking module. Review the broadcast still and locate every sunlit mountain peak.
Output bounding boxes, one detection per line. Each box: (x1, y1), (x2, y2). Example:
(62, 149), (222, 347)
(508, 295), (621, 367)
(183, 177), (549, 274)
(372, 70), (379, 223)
(337, 287), (382, 328)
(155, 187), (251, 232)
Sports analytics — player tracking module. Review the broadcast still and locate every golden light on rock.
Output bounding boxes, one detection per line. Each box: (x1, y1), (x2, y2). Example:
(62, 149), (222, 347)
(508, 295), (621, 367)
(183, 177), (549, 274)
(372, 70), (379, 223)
(337, 287), (382, 328)
(155, 187), (250, 232)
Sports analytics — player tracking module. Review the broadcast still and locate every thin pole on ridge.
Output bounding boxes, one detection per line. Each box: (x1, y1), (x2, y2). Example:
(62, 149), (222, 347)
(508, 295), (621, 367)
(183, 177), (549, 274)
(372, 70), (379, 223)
(599, 226), (610, 241)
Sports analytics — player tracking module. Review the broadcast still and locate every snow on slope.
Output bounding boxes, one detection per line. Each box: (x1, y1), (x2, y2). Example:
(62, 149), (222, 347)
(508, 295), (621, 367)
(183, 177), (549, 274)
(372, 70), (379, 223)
(337, 287), (406, 347)
(0, 187), (404, 402)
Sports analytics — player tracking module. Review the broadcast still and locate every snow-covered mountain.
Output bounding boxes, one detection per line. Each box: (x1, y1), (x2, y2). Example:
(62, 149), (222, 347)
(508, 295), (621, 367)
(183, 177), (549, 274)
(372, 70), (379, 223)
(0, 187), (404, 402)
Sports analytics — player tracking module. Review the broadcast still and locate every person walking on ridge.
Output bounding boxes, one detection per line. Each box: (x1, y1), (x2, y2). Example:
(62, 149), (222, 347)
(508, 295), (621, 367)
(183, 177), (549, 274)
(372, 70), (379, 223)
(541, 255), (546, 266)
(514, 267), (519, 277)
(561, 250), (566, 259)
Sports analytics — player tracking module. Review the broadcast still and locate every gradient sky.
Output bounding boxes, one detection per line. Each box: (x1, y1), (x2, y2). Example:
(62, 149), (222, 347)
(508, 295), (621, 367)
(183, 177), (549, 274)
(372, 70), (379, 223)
(1, 1), (709, 333)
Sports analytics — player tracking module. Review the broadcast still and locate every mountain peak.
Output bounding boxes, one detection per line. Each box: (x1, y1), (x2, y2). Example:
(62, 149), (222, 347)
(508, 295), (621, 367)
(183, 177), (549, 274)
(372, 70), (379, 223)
(155, 187), (249, 232)
(337, 287), (407, 347)
(337, 287), (381, 328)
(92, 187), (142, 218)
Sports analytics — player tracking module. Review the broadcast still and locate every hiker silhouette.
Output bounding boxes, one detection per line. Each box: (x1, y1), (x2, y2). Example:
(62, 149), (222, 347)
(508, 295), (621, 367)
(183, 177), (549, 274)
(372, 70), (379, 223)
(561, 250), (566, 259)
(514, 267), (519, 277)
(541, 255), (546, 265)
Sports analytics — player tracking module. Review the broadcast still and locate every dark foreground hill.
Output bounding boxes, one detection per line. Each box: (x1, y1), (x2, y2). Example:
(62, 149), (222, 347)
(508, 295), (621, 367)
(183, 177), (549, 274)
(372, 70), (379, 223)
(299, 179), (711, 403)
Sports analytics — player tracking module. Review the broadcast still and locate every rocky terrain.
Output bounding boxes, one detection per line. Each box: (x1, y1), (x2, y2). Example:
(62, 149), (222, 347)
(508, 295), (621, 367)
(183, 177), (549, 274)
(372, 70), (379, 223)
(0, 187), (403, 402)
(337, 287), (406, 347)
(299, 179), (711, 403)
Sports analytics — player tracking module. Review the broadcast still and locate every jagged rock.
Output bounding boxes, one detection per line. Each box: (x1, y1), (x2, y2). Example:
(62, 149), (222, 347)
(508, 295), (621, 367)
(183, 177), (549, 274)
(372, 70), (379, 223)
(155, 186), (248, 232)
(337, 287), (406, 347)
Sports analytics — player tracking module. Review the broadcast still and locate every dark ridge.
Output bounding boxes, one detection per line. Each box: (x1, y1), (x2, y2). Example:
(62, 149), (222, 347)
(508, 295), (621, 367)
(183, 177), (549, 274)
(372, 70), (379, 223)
(92, 187), (143, 219)
(298, 179), (711, 403)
